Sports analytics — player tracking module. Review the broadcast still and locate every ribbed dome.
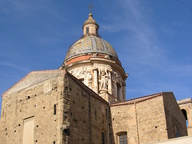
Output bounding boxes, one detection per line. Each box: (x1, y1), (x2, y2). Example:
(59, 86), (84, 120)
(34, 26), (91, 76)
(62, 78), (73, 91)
(65, 35), (118, 61)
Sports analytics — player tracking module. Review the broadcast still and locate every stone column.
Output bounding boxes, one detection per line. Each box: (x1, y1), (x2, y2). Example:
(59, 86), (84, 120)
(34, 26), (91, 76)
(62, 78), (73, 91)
(108, 69), (112, 95)
(93, 68), (98, 93)
(119, 85), (122, 101)
(122, 82), (126, 101)
(114, 81), (117, 100)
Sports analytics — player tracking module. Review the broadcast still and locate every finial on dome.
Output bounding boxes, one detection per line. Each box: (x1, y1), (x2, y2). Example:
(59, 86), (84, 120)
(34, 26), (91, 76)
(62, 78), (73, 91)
(89, 13), (93, 17)
(88, 3), (94, 14)
(82, 3), (99, 36)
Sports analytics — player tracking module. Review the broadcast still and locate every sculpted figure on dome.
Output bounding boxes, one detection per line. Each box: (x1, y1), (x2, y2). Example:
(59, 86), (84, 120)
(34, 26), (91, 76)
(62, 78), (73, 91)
(99, 68), (109, 90)
(71, 67), (86, 78)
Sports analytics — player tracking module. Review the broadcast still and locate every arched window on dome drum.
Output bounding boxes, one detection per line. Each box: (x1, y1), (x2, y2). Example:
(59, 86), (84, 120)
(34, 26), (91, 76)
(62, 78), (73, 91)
(86, 27), (89, 34)
(117, 83), (121, 101)
(96, 27), (98, 35)
(181, 109), (188, 127)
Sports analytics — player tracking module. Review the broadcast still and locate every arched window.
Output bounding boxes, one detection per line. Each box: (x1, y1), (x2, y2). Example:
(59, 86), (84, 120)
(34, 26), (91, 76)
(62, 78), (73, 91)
(117, 132), (127, 144)
(86, 27), (89, 34)
(181, 109), (188, 127)
(102, 132), (105, 144)
(117, 83), (121, 100)
(96, 27), (98, 35)
(175, 126), (180, 137)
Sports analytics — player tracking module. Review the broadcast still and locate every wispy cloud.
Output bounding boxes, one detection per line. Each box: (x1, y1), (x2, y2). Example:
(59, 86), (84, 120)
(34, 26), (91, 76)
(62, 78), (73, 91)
(0, 62), (29, 72)
(165, 64), (192, 77)
(101, 0), (164, 67)
(0, 0), (68, 23)
(99, 0), (191, 99)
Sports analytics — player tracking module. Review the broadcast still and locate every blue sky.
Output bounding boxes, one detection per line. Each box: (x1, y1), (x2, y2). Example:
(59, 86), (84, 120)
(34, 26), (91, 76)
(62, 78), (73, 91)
(0, 0), (192, 114)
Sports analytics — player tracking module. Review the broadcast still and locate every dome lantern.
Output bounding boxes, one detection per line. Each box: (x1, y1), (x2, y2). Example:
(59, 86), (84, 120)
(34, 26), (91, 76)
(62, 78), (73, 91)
(82, 13), (99, 36)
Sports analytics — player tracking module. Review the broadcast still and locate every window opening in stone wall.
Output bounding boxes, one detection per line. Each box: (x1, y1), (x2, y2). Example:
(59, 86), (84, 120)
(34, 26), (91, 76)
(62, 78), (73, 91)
(54, 104), (56, 115)
(96, 27), (98, 35)
(117, 132), (127, 144)
(53, 141), (55, 144)
(102, 132), (105, 144)
(175, 127), (180, 137)
(181, 109), (188, 127)
(117, 83), (121, 100)
(86, 27), (89, 34)
(63, 129), (70, 136)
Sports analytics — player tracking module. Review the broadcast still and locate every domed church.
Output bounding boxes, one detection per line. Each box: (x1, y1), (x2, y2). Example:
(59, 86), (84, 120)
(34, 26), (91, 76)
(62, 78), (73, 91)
(59, 12), (127, 103)
(0, 12), (191, 144)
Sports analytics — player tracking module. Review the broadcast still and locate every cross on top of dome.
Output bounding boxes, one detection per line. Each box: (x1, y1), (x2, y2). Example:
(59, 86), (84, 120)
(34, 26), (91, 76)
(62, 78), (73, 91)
(82, 6), (99, 36)
(88, 3), (94, 14)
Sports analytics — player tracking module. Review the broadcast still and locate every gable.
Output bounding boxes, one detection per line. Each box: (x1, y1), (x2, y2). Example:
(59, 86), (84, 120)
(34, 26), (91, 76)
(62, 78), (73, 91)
(3, 70), (65, 96)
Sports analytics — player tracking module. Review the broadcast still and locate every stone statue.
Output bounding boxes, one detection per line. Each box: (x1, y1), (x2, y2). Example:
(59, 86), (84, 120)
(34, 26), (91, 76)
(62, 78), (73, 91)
(99, 68), (108, 90)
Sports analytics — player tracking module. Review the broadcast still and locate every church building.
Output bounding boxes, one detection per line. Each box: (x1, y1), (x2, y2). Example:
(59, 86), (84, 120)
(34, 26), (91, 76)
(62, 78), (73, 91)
(0, 12), (191, 144)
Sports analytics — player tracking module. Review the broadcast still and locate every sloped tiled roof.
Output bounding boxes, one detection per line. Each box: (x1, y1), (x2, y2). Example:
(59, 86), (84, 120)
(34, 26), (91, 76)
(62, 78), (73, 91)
(110, 92), (164, 107)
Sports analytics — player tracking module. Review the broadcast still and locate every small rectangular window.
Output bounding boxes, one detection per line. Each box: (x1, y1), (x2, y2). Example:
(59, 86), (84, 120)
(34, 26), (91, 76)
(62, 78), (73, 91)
(54, 104), (56, 115)
(176, 127), (180, 137)
(86, 27), (89, 34)
(117, 83), (121, 100)
(119, 132), (127, 144)
(53, 141), (55, 144)
(96, 27), (98, 35)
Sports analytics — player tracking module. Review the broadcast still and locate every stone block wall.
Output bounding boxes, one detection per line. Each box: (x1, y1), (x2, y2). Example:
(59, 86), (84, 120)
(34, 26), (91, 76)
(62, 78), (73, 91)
(63, 73), (109, 144)
(110, 95), (168, 144)
(0, 70), (65, 144)
(110, 104), (139, 144)
(110, 93), (188, 144)
(0, 70), (188, 144)
(163, 92), (188, 138)
(136, 96), (167, 143)
(178, 99), (192, 136)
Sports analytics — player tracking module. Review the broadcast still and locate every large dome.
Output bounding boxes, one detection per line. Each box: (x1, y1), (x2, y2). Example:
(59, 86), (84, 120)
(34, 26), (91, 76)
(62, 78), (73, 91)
(65, 35), (118, 61)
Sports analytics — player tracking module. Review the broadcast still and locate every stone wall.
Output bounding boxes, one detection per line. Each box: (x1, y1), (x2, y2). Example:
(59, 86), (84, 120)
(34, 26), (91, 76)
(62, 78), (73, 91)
(178, 98), (192, 135)
(137, 96), (168, 143)
(65, 72), (109, 144)
(110, 104), (139, 144)
(0, 69), (188, 144)
(163, 92), (188, 138)
(0, 70), (65, 144)
(110, 93), (188, 144)
(145, 136), (192, 144)
(0, 70), (110, 144)
(110, 95), (168, 144)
